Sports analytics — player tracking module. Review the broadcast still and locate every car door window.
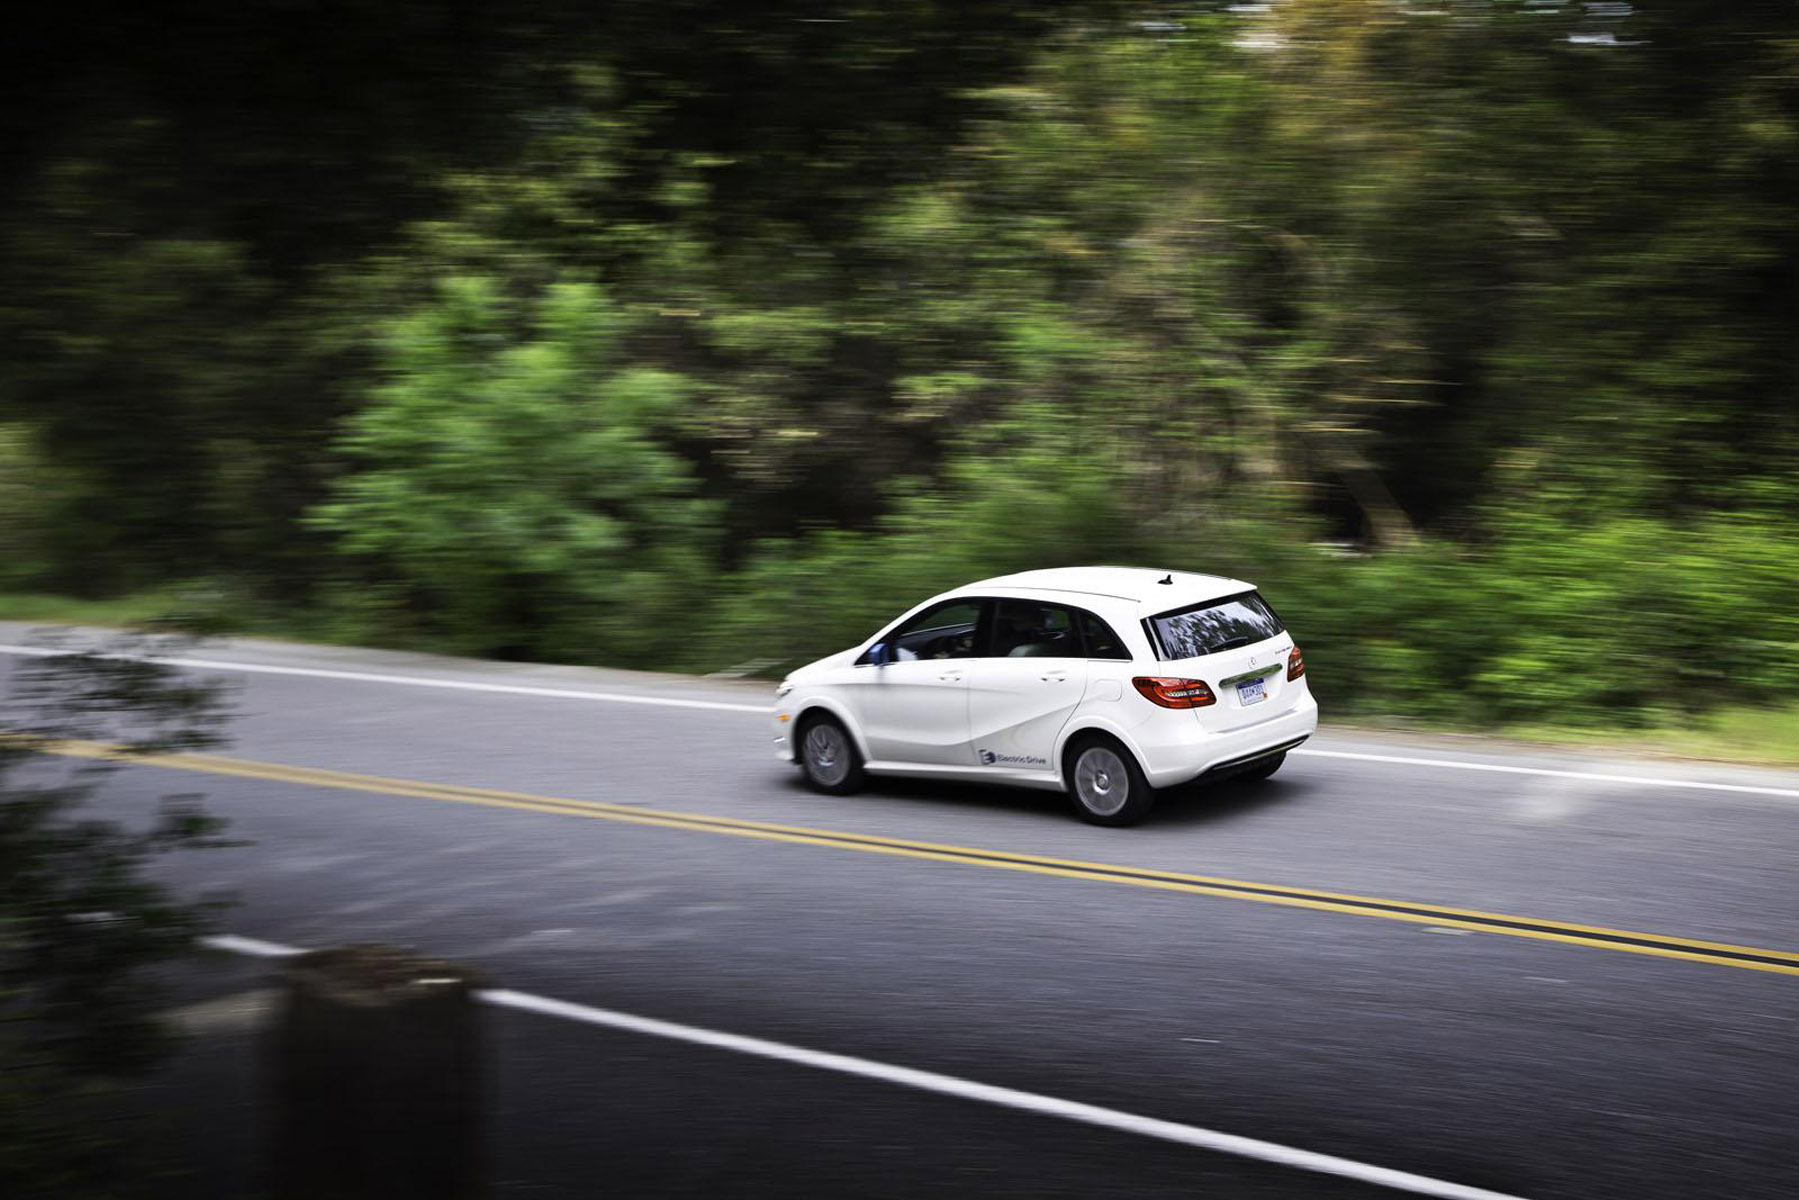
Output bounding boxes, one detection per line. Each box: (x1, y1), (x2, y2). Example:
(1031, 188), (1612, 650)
(882, 600), (985, 662)
(992, 600), (1078, 659)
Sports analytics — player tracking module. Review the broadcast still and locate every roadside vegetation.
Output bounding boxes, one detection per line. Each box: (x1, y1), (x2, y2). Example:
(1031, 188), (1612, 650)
(0, 638), (233, 1196)
(2, 2), (1795, 743)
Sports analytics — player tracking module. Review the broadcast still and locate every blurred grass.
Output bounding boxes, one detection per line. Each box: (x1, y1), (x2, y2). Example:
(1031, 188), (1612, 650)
(0, 591), (193, 627)
(1500, 705), (1799, 770)
(0, 586), (423, 651)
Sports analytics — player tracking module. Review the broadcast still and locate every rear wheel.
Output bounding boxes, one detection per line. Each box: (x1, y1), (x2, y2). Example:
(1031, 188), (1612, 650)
(1065, 737), (1156, 826)
(797, 713), (865, 795)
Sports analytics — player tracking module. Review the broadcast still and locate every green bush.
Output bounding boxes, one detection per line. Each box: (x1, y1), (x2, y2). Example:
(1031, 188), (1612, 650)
(308, 277), (716, 664)
(1188, 510), (1799, 728)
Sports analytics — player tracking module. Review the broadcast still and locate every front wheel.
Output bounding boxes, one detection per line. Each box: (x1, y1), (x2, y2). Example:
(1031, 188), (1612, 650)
(796, 714), (865, 795)
(1066, 739), (1156, 826)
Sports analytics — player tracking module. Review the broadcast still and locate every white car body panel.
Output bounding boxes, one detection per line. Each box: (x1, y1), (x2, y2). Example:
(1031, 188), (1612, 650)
(966, 654), (1089, 772)
(855, 658), (974, 765)
(773, 566), (1318, 796)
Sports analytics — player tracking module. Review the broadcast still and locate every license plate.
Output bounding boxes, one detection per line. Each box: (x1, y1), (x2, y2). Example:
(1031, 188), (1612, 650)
(1236, 677), (1267, 706)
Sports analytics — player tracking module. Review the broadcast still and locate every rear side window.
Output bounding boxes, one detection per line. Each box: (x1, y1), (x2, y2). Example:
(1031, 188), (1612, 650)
(1148, 592), (1285, 660)
(993, 599), (1078, 658)
(1075, 610), (1131, 660)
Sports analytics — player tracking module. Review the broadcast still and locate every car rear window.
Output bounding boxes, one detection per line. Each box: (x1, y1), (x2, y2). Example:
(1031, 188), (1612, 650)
(1148, 592), (1285, 660)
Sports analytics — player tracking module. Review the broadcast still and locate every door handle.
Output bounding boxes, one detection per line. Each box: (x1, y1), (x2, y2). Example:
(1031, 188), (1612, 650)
(1040, 671), (1069, 682)
(938, 669), (965, 682)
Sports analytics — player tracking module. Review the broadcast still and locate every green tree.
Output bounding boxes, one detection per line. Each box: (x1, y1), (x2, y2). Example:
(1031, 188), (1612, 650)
(309, 277), (717, 662)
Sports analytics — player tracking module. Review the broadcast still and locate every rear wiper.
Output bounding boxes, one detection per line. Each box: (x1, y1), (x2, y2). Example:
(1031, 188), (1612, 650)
(1205, 636), (1254, 654)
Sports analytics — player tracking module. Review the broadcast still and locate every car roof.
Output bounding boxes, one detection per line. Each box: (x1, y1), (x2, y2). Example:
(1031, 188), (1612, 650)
(959, 565), (1252, 614)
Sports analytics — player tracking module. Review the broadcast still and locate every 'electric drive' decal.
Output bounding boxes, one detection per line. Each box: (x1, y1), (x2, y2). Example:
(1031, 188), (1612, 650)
(979, 749), (1048, 767)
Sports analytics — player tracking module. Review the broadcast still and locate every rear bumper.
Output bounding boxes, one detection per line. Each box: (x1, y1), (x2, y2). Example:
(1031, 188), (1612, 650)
(1135, 693), (1318, 788)
(1199, 734), (1310, 779)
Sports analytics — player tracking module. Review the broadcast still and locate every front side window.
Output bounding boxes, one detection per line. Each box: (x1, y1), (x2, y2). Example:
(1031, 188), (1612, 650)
(1148, 592), (1285, 660)
(993, 599), (1078, 658)
(879, 600), (985, 662)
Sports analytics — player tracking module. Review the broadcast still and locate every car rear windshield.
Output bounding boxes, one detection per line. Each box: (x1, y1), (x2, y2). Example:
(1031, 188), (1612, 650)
(1148, 592), (1285, 660)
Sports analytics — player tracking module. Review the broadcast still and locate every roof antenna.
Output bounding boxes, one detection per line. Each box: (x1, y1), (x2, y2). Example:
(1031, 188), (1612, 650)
(1157, 573), (1173, 585)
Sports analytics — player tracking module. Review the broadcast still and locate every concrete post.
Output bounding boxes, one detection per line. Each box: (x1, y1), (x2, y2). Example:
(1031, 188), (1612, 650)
(266, 943), (484, 1200)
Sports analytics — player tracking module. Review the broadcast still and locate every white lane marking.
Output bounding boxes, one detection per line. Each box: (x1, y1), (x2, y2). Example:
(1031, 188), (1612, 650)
(204, 933), (304, 958)
(1293, 748), (1799, 800)
(199, 936), (1522, 1198)
(484, 990), (1523, 1199)
(0, 644), (767, 714)
(198, 932), (1521, 1200)
(8, 643), (1792, 800)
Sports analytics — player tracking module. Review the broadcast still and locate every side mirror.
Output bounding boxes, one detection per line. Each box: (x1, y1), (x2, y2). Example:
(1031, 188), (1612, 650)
(869, 641), (891, 666)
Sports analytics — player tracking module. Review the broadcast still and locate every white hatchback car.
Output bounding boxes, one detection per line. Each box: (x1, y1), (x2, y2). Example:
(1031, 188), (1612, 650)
(772, 566), (1317, 825)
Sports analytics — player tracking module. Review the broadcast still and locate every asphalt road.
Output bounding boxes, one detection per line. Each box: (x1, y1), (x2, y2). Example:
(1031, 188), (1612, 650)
(5, 626), (1797, 1198)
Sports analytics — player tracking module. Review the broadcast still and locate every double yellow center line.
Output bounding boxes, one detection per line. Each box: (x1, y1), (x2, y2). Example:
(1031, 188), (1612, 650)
(45, 738), (1799, 977)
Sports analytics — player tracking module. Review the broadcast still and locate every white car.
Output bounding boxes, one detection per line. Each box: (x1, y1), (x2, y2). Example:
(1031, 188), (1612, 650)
(772, 566), (1317, 825)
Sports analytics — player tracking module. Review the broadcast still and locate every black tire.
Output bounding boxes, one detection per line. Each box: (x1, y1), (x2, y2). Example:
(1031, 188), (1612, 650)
(1238, 750), (1286, 782)
(795, 713), (865, 795)
(1064, 736), (1157, 826)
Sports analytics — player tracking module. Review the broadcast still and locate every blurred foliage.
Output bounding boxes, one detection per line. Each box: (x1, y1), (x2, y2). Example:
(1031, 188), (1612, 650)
(1, 0), (1796, 726)
(0, 639), (234, 1195)
(309, 277), (717, 662)
(1259, 509), (1799, 726)
(0, 426), (64, 590)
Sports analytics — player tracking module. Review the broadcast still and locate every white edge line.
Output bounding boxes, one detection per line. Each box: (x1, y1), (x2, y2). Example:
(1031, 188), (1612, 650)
(196, 934), (1522, 1200)
(8, 642), (1791, 800)
(0, 644), (768, 714)
(479, 989), (1527, 1200)
(202, 933), (305, 959)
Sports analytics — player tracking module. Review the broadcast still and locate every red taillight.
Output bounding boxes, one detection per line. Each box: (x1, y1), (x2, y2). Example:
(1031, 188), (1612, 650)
(1287, 645), (1306, 681)
(1132, 676), (1217, 709)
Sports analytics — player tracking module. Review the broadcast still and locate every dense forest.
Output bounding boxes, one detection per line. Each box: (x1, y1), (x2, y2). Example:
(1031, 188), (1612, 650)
(2, 0), (1795, 729)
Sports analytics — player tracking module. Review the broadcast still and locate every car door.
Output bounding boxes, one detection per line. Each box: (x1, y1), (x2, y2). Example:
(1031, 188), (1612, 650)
(854, 598), (987, 766)
(965, 598), (1090, 772)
